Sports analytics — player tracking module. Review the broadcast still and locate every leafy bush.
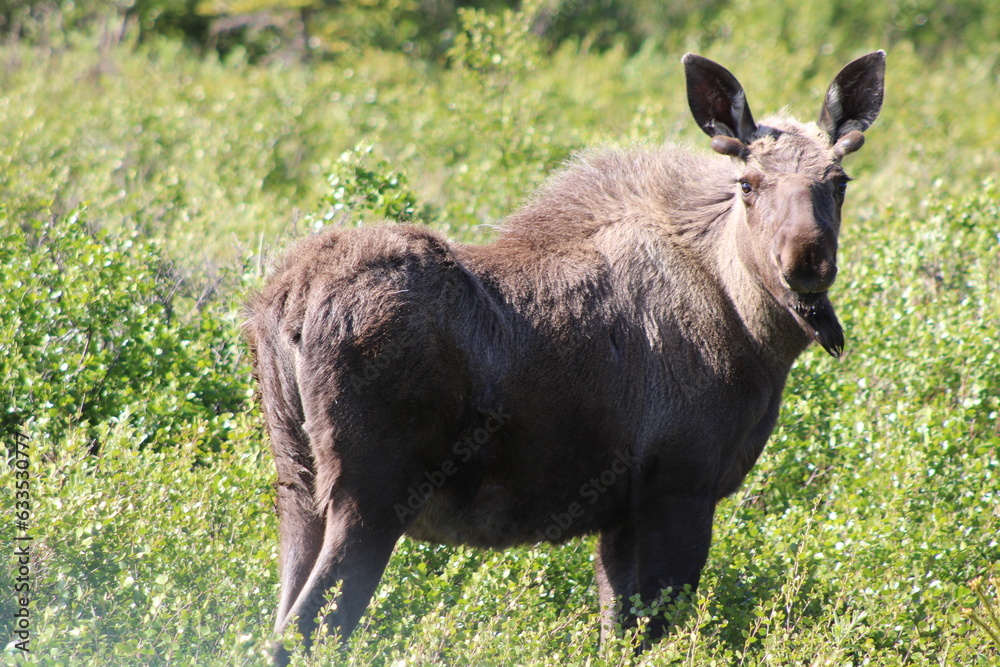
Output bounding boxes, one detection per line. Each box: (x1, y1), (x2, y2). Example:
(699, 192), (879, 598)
(315, 144), (431, 226)
(0, 419), (277, 664)
(0, 207), (254, 452)
(5, 0), (999, 60)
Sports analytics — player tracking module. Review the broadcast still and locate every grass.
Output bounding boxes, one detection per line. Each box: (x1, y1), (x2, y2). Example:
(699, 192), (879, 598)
(2, 2), (999, 665)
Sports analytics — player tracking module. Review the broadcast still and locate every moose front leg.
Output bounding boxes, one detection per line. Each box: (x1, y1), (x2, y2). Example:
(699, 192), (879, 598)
(633, 493), (716, 640)
(595, 523), (637, 642)
(596, 492), (716, 645)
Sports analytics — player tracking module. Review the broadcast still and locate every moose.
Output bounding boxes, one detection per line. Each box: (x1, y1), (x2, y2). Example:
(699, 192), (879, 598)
(244, 51), (885, 662)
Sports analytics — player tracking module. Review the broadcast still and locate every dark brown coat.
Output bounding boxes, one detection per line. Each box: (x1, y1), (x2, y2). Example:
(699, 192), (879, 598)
(244, 51), (885, 663)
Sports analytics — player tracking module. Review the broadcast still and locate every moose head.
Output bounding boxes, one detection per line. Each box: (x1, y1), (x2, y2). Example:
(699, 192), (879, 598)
(683, 51), (885, 357)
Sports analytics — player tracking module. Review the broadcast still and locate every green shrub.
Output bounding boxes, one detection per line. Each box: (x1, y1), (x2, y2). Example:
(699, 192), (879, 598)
(6, 0), (999, 61)
(0, 418), (277, 664)
(316, 144), (431, 226)
(0, 207), (254, 452)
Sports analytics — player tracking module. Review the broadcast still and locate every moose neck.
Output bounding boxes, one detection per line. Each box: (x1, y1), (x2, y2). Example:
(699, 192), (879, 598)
(487, 144), (823, 370)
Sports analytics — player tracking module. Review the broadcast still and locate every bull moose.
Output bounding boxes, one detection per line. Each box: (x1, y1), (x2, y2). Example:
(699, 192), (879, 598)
(244, 50), (885, 663)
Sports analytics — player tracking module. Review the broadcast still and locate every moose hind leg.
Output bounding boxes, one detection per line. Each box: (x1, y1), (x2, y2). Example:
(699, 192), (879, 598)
(265, 420), (327, 665)
(272, 499), (400, 662)
(273, 465), (325, 633)
(271, 417), (420, 662)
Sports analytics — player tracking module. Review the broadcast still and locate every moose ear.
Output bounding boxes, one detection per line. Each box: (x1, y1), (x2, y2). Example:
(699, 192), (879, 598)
(683, 53), (758, 146)
(818, 50), (886, 143)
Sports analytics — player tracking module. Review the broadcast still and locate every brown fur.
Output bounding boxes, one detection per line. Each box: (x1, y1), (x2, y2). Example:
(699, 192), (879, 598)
(244, 51), (885, 663)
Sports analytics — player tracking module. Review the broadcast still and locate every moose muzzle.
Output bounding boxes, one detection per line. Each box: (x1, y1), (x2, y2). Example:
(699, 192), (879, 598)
(775, 180), (839, 294)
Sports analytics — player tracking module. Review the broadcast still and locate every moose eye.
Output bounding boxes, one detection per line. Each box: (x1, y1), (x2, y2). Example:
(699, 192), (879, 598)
(740, 180), (753, 195)
(832, 176), (851, 197)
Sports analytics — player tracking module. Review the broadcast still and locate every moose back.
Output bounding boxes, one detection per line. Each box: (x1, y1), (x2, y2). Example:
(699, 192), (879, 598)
(244, 51), (885, 662)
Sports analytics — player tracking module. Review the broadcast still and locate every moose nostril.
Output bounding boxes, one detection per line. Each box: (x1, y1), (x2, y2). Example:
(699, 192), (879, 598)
(784, 263), (837, 293)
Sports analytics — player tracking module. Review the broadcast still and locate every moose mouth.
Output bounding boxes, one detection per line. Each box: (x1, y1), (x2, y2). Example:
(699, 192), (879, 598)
(787, 292), (844, 358)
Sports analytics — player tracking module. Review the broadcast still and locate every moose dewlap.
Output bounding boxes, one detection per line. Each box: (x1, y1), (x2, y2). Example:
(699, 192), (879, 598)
(244, 51), (885, 663)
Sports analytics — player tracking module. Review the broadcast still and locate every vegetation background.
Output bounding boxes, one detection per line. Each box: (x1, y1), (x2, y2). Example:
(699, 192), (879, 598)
(1, 0), (998, 664)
